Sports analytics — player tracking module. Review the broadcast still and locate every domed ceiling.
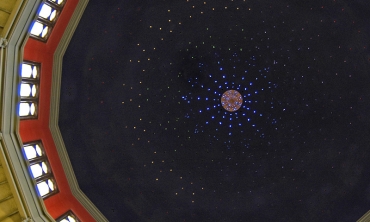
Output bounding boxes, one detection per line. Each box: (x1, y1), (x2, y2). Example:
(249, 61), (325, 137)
(59, 0), (370, 221)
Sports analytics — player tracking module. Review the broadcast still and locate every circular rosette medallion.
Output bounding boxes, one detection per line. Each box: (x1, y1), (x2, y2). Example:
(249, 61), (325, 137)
(221, 90), (243, 112)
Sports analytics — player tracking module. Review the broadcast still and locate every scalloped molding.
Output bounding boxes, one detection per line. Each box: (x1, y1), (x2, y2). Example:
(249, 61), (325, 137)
(49, 0), (108, 221)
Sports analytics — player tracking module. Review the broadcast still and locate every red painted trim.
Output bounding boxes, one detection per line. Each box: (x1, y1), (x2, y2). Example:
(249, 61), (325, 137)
(20, 0), (95, 221)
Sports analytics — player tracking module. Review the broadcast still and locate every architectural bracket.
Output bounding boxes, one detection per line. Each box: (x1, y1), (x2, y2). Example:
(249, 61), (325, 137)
(0, 38), (8, 48)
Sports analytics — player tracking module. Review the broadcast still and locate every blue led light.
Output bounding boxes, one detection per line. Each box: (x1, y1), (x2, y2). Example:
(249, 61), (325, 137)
(178, 51), (278, 144)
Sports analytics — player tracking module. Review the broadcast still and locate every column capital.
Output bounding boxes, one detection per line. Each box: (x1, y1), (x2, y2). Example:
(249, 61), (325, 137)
(0, 38), (8, 48)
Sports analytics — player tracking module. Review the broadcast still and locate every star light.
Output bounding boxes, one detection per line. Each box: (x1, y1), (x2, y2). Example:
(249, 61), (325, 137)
(179, 48), (278, 143)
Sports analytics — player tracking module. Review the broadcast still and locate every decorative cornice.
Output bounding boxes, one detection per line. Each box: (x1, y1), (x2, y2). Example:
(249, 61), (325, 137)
(1, 0), (54, 221)
(0, 38), (8, 48)
(49, 0), (108, 221)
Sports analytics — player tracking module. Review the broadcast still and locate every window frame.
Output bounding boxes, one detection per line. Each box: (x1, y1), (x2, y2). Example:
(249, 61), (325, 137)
(22, 141), (59, 199)
(30, 0), (67, 42)
(56, 211), (80, 222)
(19, 61), (41, 120)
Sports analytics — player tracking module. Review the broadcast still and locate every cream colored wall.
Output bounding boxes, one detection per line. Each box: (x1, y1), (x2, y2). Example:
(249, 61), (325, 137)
(0, 1), (31, 220)
(0, 155), (22, 222)
(0, 0), (21, 38)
